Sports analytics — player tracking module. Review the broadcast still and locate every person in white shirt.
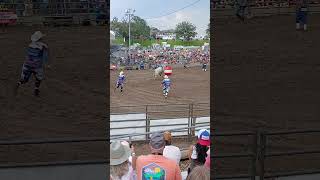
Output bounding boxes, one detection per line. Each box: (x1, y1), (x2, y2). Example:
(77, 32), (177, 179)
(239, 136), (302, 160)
(163, 131), (182, 165)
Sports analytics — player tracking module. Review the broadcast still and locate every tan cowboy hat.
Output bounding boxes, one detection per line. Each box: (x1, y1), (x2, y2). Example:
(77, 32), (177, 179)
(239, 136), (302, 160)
(31, 31), (45, 42)
(110, 140), (131, 165)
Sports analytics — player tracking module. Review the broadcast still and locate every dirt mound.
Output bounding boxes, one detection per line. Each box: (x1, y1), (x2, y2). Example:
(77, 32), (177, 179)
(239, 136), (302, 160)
(0, 25), (107, 165)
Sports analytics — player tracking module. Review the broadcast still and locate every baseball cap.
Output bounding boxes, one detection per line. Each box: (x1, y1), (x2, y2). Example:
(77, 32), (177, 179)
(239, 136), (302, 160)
(149, 132), (165, 153)
(197, 129), (210, 146)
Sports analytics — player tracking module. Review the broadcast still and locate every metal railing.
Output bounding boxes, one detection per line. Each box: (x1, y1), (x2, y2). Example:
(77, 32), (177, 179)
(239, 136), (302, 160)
(110, 124), (210, 141)
(110, 103), (210, 141)
(213, 129), (320, 180)
(0, 136), (107, 169)
(212, 0), (320, 17)
(0, 1), (106, 16)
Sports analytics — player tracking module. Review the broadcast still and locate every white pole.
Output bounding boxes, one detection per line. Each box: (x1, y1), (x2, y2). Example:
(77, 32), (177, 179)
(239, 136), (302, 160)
(125, 9), (135, 59)
(129, 11), (131, 49)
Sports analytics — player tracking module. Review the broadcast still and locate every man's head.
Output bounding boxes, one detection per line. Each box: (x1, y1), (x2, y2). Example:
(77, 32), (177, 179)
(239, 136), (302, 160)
(163, 131), (172, 145)
(149, 132), (165, 154)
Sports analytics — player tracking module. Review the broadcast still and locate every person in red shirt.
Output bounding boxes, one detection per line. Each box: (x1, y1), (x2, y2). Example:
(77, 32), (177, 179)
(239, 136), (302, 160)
(135, 132), (182, 180)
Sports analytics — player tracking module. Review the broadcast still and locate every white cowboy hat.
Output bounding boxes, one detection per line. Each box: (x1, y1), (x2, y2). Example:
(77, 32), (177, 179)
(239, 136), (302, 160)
(31, 31), (45, 42)
(110, 140), (131, 165)
(119, 71), (124, 75)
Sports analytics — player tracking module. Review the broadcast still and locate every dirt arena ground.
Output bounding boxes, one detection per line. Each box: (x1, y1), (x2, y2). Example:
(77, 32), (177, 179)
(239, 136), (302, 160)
(110, 66), (210, 107)
(0, 25), (107, 165)
(214, 14), (320, 176)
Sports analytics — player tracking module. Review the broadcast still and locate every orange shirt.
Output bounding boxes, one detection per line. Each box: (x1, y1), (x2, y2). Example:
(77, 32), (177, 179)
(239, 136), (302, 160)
(136, 154), (182, 180)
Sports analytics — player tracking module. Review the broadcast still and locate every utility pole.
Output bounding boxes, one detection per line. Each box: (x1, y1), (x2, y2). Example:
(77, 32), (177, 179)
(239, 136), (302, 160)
(125, 8), (135, 52)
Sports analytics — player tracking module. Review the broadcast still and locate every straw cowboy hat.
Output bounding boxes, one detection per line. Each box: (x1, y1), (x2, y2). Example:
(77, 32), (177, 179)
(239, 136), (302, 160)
(31, 31), (45, 42)
(110, 140), (131, 165)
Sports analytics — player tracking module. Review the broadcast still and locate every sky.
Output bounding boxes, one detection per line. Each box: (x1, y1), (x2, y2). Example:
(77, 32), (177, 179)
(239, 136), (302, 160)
(110, 0), (210, 36)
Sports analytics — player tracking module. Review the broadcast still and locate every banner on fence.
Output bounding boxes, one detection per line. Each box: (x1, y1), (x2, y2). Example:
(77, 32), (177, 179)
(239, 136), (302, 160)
(0, 10), (17, 25)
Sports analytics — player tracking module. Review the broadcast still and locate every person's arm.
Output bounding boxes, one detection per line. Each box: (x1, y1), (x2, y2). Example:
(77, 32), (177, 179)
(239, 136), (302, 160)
(42, 47), (50, 68)
(187, 145), (193, 160)
(131, 145), (137, 170)
(175, 163), (182, 180)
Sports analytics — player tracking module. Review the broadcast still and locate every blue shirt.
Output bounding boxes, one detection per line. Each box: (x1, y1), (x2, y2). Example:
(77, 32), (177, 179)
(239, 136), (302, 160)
(25, 42), (48, 68)
(162, 78), (171, 88)
(117, 75), (125, 84)
(25, 46), (48, 68)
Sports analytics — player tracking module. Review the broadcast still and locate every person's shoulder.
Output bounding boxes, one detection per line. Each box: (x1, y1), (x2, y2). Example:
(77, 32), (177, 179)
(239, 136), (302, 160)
(38, 42), (48, 48)
(137, 155), (149, 161)
(162, 156), (177, 165)
(165, 145), (180, 151)
(172, 145), (181, 151)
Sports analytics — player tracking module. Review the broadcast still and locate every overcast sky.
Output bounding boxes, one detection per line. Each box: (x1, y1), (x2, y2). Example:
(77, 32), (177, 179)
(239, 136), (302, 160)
(110, 0), (210, 36)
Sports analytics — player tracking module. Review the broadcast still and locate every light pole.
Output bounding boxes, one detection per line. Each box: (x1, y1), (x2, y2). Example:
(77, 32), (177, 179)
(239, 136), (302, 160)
(125, 8), (135, 51)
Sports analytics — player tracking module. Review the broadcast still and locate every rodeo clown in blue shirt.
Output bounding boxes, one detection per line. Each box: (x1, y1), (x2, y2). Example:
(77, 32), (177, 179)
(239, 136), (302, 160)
(15, 31), (49, 97)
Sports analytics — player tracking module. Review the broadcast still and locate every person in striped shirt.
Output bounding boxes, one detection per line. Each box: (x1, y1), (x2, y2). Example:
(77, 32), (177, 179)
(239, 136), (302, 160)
(15, 31), (49, 96)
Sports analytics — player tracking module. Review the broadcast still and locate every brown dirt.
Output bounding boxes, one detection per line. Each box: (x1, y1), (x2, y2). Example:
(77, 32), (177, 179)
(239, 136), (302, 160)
(214, 14), (320, 177)
(0, 25), (107, 165)
(110, 66), (210, 107)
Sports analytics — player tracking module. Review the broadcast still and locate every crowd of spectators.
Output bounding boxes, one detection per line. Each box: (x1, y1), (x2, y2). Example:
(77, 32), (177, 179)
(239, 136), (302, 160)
(113, 47), (210, 70)
(110, 129), (210, 180)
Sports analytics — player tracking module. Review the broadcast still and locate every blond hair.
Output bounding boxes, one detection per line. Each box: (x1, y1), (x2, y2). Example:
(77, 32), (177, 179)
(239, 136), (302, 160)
(187, 166), (210, 180)
(110, 160), (129, 180)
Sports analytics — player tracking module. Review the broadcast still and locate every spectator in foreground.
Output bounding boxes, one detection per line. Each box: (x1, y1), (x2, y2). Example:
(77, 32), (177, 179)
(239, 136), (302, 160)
(163, 131), (182, 165)
(186, 166), (210, 180)
(110, 140), (136, 180)
(187, 129), (210, 174)
(136, 132), (182, 180)
(121, 141), (137, 174)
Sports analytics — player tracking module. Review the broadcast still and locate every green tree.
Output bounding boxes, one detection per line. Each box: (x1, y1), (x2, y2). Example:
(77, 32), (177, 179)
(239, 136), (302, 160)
(150, 27), (160, 39)
(110, 17), (126, 38)
(175, 21), (197, 41)
(131, 16), (151, 40)
(111, 16), (151, 45)
(206, 23), (210, 38)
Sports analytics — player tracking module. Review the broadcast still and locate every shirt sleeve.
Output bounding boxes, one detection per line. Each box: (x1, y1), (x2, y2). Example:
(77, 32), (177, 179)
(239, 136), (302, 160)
(175, 163), (182, 180)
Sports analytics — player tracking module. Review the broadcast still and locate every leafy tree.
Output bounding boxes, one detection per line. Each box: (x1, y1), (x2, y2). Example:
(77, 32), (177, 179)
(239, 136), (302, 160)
(175, 21), (197, 41)
(131, 16), (150, 40)
(150, 27), (160, 39)
(110, 16), (151, 45)
(206, 23), (210, 38)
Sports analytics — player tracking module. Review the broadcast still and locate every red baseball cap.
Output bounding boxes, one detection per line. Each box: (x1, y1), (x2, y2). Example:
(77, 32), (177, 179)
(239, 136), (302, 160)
(197, 129), (210, 146)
